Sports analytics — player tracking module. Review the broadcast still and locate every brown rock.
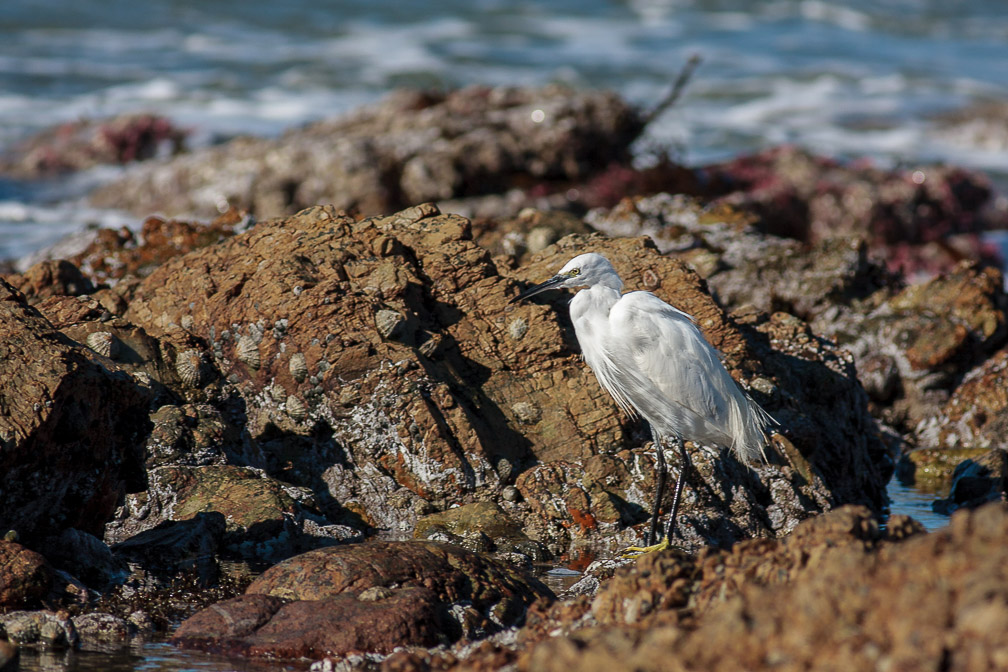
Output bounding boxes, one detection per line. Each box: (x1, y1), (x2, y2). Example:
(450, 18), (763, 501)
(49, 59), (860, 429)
(0, 279), (149, 540)
(0, 541), (52, 609)
(90, 86), (644, 220)
(414, 501), (545, 559)
(174, 540), (553, 659)
(67, 211), (245, 287)
(116, 204), (884, 554)
(175, 589), (444, 659)
(3, 259), (94, 304)
(918, 347), (1008, 452)
(501, 505), (1008, 672)
(818, 261), (1008, 430)
(702, 146), (1005, 277)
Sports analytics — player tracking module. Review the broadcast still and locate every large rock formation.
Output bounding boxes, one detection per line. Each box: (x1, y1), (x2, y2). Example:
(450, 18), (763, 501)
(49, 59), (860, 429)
(89, 86), (644, 220)
(117, 203), (885, 555)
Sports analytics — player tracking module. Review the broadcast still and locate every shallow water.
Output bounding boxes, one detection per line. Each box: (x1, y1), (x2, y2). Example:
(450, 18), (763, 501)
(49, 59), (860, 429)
(886, 478), (949, 531)
(14, 640), (308, 672)
(3, 0), (1008, 258)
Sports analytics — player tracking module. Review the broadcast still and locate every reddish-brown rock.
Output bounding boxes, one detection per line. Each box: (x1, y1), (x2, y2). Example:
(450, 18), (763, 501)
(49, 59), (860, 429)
(173, 540), (553, 659)
(67, 211), (246, 287)
(4, 259), (94, 304)
(0, 541), (53, 609)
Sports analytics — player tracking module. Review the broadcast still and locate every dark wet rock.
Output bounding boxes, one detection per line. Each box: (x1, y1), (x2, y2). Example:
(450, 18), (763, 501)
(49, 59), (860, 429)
(71, 612), (135, 651)
(116, 203), (885, 555)
(897, 447), (990, 492)
(36, 529), (127, 592)
(0, 280), (150, 541)
(90, 86), (643, 220)
(143, 404), (237, 469)
(3, 259), (94, 304)
(0, 113), (187, 178)
(933, 449), (1007, 516)
(0, 610), (78, 649)
(104, 464), (358, 563)
(174, 540), (554, 660)
(109, 511), (225, 582)
(0, 541), (53, 609)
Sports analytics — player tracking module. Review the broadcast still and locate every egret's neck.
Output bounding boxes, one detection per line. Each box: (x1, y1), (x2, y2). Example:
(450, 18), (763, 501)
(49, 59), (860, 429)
(569, 284), (622, 323)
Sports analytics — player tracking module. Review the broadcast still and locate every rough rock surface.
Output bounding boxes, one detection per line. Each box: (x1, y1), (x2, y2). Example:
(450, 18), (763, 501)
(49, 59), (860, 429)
(104, 464), (357, 562)
(90, 86), (644, 220)
(507, 504), (1008, 672)
(586, 192), (898, 322)
(67, 211), (247, 287)
(916, 347), (1008, 452)
(0, 279), (150, 540)
(0, 610), (78, 649)
(173, 540), (553, 659)
(414, 501), (548, 560)
(0, 541), (52, 609)
(701, 145), (1006, 277)
(117, 203), (884, 555)
(363, 506), (1005, 672)
(4, 259), (95, 304)
(821, 261), (1007, 432)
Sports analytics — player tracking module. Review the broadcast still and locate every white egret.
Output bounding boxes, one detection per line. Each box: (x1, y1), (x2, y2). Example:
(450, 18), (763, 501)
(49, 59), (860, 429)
(510, 252), (776, 554)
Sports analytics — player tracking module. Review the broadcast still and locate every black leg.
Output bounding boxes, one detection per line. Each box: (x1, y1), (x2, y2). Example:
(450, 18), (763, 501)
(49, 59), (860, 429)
(647, 425), (666, 546)
(662, 438), (691, 543)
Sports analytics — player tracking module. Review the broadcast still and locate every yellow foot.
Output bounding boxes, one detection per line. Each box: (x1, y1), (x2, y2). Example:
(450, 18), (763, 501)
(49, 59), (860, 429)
(618, 536), (670, 559)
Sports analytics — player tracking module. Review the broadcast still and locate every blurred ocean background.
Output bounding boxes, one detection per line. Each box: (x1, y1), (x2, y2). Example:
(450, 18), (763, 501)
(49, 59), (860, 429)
(2, 0), (1008, 261)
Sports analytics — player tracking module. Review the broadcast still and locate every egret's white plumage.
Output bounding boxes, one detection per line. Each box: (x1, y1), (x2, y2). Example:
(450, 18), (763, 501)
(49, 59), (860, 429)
(512, 252), (776, 552)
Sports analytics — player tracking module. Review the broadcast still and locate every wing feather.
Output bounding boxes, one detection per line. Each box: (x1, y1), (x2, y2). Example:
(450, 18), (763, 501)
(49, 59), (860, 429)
(606, 292), (773, 462)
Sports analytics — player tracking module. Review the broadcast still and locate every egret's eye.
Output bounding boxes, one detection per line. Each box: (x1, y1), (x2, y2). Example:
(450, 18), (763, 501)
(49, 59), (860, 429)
(569, 268), (581, 277)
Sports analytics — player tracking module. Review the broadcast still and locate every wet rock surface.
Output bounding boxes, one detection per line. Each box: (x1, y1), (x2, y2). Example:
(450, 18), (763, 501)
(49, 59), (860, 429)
(173, 540), (553, 659)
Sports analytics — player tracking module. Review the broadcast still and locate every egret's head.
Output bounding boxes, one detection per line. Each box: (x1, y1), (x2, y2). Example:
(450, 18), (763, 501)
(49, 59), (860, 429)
(510, 252), (623, 303)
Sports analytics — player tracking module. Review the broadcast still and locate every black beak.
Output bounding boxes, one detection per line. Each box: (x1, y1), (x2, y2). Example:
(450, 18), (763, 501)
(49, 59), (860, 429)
(509, 275), (565, 304)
